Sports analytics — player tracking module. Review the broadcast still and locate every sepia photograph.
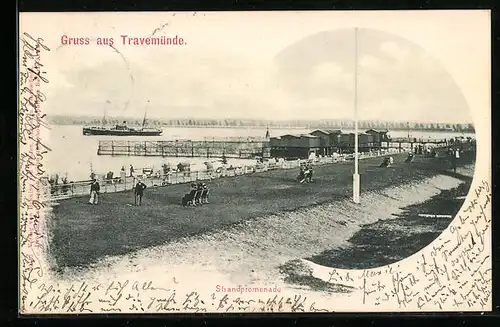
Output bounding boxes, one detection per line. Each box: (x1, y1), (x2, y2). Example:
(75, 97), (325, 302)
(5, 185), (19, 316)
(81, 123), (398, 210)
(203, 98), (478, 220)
(19, 10), (491, 314)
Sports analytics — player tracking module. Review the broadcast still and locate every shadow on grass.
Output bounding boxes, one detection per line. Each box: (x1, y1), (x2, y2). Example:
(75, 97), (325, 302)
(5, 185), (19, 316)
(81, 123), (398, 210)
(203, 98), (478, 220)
(307, 177), (472, 270)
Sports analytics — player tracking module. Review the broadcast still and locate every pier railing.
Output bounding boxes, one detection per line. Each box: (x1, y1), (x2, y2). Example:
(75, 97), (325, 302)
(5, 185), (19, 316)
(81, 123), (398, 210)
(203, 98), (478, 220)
(389, 137), (448, 144)
(97, 137), (473, 159)
(97, 140), (269, 158)
(43, 149), (401, 202)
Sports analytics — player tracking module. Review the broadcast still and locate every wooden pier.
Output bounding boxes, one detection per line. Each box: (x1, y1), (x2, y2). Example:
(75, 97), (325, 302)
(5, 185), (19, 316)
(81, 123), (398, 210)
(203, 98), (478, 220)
(97, 137), (474, 159)
(97, 140), (271, 158)
(384, 137), (448, 152)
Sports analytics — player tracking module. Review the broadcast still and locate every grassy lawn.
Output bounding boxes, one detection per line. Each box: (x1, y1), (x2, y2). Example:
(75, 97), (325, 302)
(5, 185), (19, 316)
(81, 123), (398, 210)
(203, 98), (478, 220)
(49, 151), (475, 269)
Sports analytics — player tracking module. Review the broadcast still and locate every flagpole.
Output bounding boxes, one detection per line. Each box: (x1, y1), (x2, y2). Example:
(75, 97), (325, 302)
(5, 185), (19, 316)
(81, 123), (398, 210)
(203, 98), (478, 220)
(353, 27), (360, 204)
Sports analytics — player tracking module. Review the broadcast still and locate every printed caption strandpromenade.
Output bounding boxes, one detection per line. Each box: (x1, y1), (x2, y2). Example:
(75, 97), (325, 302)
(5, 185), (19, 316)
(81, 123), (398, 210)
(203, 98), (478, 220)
(60, 35), (187, 46)
(216, 285), (282, 294)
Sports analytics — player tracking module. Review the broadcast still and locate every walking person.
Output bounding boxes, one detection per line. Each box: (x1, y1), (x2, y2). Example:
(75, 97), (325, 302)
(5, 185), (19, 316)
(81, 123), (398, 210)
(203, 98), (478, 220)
(201, 183), (210, 204)
(306, 164), (313, 183)
(195, 182), (203, 205)
(89, 179), (100, 205)
(452, 148), (460, 173)
(119, 166), (126, 183)
(134, 180), (147, 206)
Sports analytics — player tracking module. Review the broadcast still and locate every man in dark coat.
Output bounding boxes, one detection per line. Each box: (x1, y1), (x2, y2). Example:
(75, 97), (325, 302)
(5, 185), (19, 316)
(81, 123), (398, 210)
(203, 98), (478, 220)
(89, 179), (100, 205)
(297, 165), (306, 183)
(182, 183), (198, 207)
(134, 180), (147, 206)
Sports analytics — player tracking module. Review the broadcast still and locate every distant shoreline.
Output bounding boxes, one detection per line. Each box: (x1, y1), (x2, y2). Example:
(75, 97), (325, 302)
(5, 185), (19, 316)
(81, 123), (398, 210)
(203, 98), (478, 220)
(47, 122), (475, 133)
(45, 115), (475, 134)
(53, 123), (306, 129)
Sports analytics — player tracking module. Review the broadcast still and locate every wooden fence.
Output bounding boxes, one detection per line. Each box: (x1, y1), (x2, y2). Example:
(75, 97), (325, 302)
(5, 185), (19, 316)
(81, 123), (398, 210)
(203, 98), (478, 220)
(44, 149), (401, 201)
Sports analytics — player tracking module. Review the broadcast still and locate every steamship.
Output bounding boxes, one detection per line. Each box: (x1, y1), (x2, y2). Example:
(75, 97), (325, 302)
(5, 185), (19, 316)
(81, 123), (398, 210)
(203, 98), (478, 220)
(82, 102), (163, 136)
(82, 121), (163, 136)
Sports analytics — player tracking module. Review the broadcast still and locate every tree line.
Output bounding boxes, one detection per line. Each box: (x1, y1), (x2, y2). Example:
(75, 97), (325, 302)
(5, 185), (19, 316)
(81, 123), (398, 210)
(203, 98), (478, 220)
(47, 115), (475, 133)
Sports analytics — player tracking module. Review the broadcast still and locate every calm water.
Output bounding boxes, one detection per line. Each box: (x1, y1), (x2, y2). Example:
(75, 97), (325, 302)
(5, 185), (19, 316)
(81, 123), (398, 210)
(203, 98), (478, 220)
(42, 125), (474, 181)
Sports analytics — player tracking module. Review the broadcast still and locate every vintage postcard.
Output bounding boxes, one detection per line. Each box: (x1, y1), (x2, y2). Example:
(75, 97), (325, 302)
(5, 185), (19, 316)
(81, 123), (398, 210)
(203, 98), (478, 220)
(18, 10), (491, 314)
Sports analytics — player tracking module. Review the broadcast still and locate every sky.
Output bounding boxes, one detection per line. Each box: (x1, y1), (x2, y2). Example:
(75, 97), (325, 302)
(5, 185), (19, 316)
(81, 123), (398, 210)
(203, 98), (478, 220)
(21, 11), (490, 123)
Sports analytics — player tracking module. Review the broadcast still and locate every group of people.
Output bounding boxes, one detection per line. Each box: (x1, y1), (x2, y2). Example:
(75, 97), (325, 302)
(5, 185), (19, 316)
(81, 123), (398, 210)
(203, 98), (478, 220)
(297, 163), (314, 183)
(182, 182), (210, 207)
(379, 147), (462, 171)
(379, 156), (395, 168)
(405, 152), (414, 163)
(88, 178), (147, 206)
(425, 147), (437, 158)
